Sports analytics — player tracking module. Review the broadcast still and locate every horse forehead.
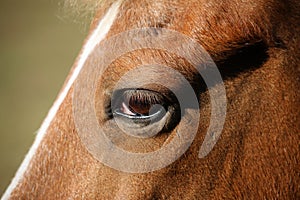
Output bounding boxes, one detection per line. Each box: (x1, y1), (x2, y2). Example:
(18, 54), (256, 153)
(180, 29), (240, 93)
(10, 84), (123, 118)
(103, 0), (278, 26)
(90, 0), (287, 59)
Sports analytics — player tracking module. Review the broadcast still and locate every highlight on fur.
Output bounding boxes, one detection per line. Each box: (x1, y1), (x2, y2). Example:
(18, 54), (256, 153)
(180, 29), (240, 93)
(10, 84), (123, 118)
(58, 0), (110, 28)
(60, 0), (114, 26)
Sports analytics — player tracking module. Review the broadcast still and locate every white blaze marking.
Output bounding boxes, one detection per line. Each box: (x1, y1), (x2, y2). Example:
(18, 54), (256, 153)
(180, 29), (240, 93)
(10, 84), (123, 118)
(1, 1), (122, 199)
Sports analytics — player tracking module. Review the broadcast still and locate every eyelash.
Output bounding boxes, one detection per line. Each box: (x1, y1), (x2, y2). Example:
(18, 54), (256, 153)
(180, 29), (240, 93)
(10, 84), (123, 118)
(122, 90), (165, 108)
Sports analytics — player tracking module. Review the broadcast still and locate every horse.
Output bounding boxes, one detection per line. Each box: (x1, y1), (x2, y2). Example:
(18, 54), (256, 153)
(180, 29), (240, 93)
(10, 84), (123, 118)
(2, 0), (299, 199)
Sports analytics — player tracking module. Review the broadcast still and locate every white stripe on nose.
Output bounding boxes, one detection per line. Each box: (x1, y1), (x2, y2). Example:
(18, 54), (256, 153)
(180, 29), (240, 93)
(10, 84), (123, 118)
(1, 1), (122, 199)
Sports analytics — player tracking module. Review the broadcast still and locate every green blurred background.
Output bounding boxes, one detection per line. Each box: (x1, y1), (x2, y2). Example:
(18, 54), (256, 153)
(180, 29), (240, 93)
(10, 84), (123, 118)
(0, 0), (87, 195)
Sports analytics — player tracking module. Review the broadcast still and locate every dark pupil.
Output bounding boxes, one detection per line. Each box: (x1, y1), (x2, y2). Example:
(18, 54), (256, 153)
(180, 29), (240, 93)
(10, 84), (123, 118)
(128, 97), (152, 115)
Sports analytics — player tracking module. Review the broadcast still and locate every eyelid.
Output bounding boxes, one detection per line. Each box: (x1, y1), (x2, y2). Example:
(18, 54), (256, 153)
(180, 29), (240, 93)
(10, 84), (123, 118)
(122, 89), (165, 106)
(111, 89), (167, 108)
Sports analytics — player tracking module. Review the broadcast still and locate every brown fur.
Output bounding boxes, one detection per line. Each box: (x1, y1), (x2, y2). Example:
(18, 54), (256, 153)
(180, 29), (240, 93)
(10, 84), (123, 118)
(8, 0), (300, 199)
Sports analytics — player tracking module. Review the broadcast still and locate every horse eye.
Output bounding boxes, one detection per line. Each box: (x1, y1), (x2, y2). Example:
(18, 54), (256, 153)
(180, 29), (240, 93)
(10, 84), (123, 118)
(108, 88), (180, 138)
(112, 89), (167, 121)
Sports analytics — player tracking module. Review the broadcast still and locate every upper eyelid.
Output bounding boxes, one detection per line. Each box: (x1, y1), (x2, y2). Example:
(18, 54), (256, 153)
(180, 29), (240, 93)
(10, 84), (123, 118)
(112, 88), (166, 103)
(122, 89), (165, 105)
(112, 86), (179, 104)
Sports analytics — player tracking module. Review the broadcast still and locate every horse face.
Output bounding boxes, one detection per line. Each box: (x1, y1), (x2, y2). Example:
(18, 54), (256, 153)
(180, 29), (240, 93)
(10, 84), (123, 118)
(4, 0), (299, 199)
